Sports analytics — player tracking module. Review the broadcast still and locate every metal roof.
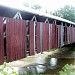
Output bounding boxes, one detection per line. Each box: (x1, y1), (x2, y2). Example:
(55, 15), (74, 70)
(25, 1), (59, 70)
(0, 3), (75, 25)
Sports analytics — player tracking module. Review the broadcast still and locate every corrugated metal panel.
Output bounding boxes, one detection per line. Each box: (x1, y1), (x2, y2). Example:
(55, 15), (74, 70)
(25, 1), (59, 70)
(6, 18), (26, 62)
(36, 22), (40, 53)
(42, 23), (49, 51)
(29, 21), (34, 55)
(0, 17), (4, 64)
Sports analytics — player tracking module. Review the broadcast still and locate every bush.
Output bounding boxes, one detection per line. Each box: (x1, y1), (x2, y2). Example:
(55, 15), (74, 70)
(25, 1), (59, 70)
(59, 64), (75, 75)
(0, 62), (18, 75)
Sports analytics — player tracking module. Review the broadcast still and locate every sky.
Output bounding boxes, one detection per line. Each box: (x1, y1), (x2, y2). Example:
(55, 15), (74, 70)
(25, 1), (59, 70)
(0, 0), (75, 12)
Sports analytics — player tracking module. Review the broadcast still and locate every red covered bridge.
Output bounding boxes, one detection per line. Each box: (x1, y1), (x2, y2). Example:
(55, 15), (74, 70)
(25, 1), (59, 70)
(0, 5), (75, 64)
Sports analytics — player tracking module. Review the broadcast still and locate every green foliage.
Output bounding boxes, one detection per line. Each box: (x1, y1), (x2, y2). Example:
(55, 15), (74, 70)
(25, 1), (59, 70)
(23, 2), (29, 7)
(23, 2), (42, 10)
(52, 5), (75, 22)
(59, 64), (75, 75)
(69, 47), (75, 51)
(0, 62), (18, 75)
(1, 62), (75, 75)
(31, 4), (42, 10)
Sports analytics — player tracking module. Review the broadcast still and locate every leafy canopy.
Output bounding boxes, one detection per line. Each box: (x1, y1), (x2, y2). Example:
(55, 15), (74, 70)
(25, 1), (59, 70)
(52, 5), (75, 22)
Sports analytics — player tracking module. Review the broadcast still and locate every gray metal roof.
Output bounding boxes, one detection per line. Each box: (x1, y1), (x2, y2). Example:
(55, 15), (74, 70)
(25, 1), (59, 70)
(0, 3), (75, 25)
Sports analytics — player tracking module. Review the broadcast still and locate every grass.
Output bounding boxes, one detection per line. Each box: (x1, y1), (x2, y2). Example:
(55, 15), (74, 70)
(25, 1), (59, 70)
(0, 62), (75, 75)
(69, 47), (75, 51)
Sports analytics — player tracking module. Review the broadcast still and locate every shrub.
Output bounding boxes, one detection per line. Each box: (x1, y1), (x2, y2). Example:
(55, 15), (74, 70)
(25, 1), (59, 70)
(0, 62), (18, 75)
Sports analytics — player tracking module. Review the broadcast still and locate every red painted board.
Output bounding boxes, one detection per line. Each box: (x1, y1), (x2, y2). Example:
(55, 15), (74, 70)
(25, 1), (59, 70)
(36, 22), (40, 53)
(67, 27), (70, 44)
(64, 26), (67, 45)
(70, 27), (72, 43)
(49, 24), (53, 49)
(42, 23), (49, 51)
(6, 18), (26, 62)
(46, 23), (49, 50)
(56, 25), (58, 48)
(69, 27), (71, 44)
(15, 19), (26, 59)
(49, 24), (60, 49)
(72, 27), (74, 43)
(29, 21), (34, 55)
(0, 17), (4, 64)
(49, 24), (51, 49)
(74, 28), (75, 42)
(57, 25), (61, 47)
(51, 24), (56, 48)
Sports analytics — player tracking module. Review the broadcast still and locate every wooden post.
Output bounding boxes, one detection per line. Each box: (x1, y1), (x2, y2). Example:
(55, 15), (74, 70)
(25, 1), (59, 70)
(13, 12), (22, 20)
(60, 22), (64, 47)
(31, 15), (37, 54)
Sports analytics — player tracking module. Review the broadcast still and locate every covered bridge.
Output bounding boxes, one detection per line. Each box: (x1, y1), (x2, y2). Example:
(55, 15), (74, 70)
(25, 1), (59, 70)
(0, 4), (75, 64)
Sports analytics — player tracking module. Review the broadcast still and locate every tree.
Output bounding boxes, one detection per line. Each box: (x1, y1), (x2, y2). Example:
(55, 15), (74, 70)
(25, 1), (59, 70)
(23, 2), (29, 7)
(23, 2), (42, 10)
(52, 5), (75, 22)
(31, 4), (42, 10)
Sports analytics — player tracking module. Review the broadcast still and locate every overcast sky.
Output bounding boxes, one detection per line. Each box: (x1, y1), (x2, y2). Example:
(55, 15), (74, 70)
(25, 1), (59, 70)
(0, 0), (75, 12)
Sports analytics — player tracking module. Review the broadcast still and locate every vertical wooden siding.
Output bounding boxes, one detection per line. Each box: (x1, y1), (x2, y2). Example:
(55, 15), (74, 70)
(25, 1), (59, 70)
(72, 27), (74, 43)
(6, 18), (26, 62)
(49, 24), (51, 49)
(51, 24), (56, 48)
(49, 24), (59, 49)
(50, 24), (52, 49)
(29, 21), (34, 55)
(42, 23), (49, 51)
(70, 26), (72, 43)
(55, 25), (59, 48)
(36, 22), (40, 53)
(64, 26), (67, 44)
(74, 28), (75, 42)
(57, 25), (61, 47)
(67, 27), (70, 44)
(0, 17), (4, 64)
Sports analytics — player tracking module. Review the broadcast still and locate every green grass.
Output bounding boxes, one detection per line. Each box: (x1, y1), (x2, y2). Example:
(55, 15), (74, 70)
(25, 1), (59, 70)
(0, 62), (18, 75)
(0, 62), (75, 75)
(69, 47), (75, 51)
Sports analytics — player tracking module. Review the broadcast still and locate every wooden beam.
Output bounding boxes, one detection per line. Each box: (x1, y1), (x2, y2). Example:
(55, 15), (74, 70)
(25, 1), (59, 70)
(31, 15), (37, 22)
(45, 18), (49, 23)
(13, 12), (22, 20)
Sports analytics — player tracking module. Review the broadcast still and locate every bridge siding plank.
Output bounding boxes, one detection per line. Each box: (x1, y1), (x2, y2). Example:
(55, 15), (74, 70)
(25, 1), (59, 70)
(6, 18), (26, 62)
(0, 17), (4, 64)
(29, 21), (34, 55)
(42, 23), (49, 51)
(36, 22), (40, 53)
